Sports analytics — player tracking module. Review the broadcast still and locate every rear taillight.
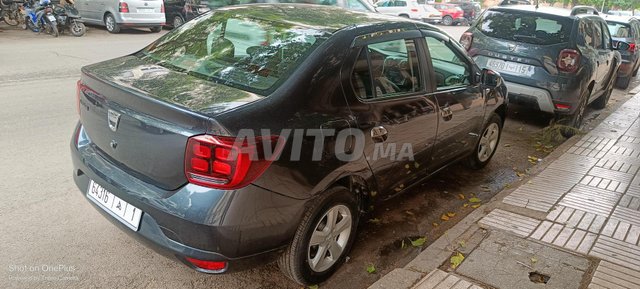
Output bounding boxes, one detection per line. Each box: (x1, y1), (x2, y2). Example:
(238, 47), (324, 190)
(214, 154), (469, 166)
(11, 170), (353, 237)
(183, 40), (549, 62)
(185, 257), (227, 272)
(185, 134), (284, 189)
(160, 3), (164, 13)
(411, 8), (418, 12)
(557, 49), (580, 73)
(119, 2), (129, 13)
(629, 43), (636, 54)
(460, 32), (473, 51)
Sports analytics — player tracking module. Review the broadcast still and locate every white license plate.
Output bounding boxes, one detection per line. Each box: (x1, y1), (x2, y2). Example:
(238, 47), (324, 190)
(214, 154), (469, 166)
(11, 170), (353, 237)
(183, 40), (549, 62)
(46, 15), (56, 21)
(486, 59), (534, 77)
(137, 8), (154, 13)
(87, 180), (143, 231)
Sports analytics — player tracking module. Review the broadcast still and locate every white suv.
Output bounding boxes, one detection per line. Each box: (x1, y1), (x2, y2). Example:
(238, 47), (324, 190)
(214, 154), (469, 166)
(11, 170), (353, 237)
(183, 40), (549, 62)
(375, 0), (426, 21)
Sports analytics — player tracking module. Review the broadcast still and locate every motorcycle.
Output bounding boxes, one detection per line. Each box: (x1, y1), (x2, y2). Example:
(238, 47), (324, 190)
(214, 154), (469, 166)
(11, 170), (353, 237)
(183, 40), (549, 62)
(53, 3), (85, 36)
(23, 0), (58, 37)
(0, 0), (22, 26)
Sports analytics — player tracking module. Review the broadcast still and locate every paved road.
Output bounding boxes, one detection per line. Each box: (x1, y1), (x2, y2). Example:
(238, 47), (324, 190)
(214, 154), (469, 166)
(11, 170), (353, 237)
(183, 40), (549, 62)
(0, 23), (635, 289)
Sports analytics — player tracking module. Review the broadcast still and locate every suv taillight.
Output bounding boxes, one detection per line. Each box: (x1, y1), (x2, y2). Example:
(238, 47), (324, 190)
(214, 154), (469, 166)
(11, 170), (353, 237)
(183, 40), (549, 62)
(629, 43), (637, 54)
(160, 3), (164, 13)
(460, 32), (473, 51)
(410, 8), (418, 12)
(185, 134), (284, 189)
(119, 2), (129, 13)
(557, 49), (580, 73)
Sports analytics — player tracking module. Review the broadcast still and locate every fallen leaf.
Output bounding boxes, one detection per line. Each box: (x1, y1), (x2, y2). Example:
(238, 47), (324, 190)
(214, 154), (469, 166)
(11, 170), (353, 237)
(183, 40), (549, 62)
(458, 240), (466, 248)
(405, 164), (410, 169)
(405, 210), (415, 216)
(457, 193), (466, 200)
(366, 264), (376, 274)
(516, 172), (525, 177)
(401, 239), (406, 249)
(367, 218), (380, 224)
(450, 252), (465, 269)
(531, 256), (538, 264)
(441, 214), (450, 221)
(447, 212), (456, 217)
(469, 197), (481, 203)
(463, 203), (469, 208)
(432, 222), (439, 227)
(370, 191), (377, 197)
(504, 143), (511, 147)
(308, 285), (319, 289)
(411, 237), (427, 247)
(471, 204), (481, 209)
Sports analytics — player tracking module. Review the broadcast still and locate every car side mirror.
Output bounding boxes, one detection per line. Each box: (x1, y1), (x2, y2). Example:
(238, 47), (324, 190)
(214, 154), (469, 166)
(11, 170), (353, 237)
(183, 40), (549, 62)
(481, 68), (501, 89)
(614, 41), (631, 51)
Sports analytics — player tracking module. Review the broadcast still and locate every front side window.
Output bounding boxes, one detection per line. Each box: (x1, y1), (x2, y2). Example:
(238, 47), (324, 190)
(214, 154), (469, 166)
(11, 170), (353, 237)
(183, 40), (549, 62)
(141, 10), (329, 94)
(425, 36), (470, 89)
(607, 22), (632, 38)
(351, 39), (422, 100)
(601, 21), (612, 50)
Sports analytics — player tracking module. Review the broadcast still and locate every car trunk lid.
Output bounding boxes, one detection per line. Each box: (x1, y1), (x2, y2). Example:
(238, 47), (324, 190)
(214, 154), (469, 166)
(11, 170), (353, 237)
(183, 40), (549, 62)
(79, 55), (262, 190)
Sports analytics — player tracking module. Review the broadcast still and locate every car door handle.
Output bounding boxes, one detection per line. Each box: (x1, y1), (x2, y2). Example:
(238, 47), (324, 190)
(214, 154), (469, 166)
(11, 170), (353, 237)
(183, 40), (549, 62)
(441, 107), (453, 122)
(371, 126), (388, 143)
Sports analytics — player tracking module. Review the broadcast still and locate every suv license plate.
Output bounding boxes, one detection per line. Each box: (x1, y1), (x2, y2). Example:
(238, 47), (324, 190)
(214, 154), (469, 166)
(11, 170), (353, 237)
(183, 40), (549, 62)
(486, 59), (534, 77)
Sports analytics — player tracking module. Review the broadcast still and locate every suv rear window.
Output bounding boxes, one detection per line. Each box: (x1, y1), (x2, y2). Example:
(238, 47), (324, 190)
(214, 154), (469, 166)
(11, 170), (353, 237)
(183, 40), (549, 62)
(478, 10), (573, 45)
(607, 22), (633, 38)
(141, 10), (329, 94)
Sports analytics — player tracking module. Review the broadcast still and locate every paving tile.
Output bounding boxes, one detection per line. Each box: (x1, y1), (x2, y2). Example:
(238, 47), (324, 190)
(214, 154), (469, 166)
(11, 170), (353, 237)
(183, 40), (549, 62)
(503, 169), (583, 212)
(478, 209), (540, 237)
(618, 195), (640, 211)
(530, 221), (597, 254)
(547, 206), (606, 233)
(588, 167), (635, 184)
(619, 135), (640, 145)
(590, 236), (640, 271)
(627, 175), (640, 197)
(558, 184), (622, 217)
(588, 261), (640, 289)
(611, 206), (640, 227)
(567, 136), (616, 158)
(412, 270), (482, 289)
(607, 145), (640, 159)
(580, 175), (629, 194)
(595, 158), (640, 175)
(547, 154), (599, 174)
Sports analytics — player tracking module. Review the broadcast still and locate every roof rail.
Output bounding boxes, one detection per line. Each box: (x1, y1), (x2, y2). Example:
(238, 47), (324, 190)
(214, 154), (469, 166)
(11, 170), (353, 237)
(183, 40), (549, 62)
(570, 6), (599, 16)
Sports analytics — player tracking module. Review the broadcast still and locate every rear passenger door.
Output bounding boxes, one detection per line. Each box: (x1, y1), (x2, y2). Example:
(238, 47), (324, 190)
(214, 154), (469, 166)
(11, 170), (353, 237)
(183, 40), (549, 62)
(422, 31), (485, 172)
(347, 34), (439, 196)
(590, 18), (612, 94)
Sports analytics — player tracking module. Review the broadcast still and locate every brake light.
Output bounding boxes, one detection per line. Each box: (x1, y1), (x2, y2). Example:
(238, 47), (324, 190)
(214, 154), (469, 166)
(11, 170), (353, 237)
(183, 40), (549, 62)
(185, 134), (284, 189)
(460, 32), (473, 51)
(411, 8), (418, 12)
(629, 43), (636, 54)
(119, 2), (129, 13)
(557, 49), (580, 73)
(160, 3), (164, 13)
(185, 257), (227, 271)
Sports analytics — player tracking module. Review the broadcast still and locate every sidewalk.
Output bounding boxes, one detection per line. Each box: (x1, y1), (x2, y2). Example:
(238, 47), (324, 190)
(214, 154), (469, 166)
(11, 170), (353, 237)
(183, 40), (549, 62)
(369, 89), (640, 289)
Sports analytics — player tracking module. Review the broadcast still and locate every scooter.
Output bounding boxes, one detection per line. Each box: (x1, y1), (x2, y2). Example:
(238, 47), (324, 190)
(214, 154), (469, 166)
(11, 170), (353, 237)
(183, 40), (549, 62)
(54, 3), (85, 36)
(23, 0), (58, 37)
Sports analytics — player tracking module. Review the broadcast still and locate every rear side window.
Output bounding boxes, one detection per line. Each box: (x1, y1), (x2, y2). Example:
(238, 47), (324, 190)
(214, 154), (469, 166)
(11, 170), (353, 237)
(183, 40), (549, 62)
(478, 10), (573, 45)
(351, 39), (422, 100)
(345, 0), (369, 11)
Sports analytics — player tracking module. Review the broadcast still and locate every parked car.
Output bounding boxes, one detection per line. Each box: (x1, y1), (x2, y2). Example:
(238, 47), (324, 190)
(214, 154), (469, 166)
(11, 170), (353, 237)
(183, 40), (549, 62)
(75, 0), (165, 33)
(448, 1), (481, 23)
(71, 4), (506, 285)
(607, 10), (633, 17)
(375, 0), (426, 21)
(422, 3), (442, 24)
(605, 16), (640, 88)
(433, 3), (464, 26)
(461, 5), (623, 127)
(163, 0), (209, 28)
(498, 0), (531, 5)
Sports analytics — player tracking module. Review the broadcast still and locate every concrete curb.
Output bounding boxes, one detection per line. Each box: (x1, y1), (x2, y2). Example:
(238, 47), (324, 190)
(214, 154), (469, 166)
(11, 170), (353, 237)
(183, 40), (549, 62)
(368, 82), (640, 289)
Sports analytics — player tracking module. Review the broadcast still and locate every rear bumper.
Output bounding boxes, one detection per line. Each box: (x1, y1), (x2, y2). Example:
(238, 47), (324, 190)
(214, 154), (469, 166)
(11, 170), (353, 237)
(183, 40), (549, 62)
(114, 12), (165, 26)
(422, 16), (441, 23)
(70, 122), (306, 272)
(504, 81), (555, 113)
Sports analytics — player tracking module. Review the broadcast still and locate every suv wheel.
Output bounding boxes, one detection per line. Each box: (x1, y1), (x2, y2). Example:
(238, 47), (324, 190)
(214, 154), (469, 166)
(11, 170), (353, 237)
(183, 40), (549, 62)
(278, 186), (359, 285)
(560, 88), (590, 130)
(615, 75), (631, 89)
(104, 13), (120, 33)
(442, 15), (453, 26)
(467, 113), (502, 169)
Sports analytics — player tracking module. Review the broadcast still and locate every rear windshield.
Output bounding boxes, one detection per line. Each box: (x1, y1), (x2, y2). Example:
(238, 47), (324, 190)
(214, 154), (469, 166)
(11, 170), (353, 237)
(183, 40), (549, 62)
(478, 10), (573, 45)
(141, 10), (330, 94)
(607, 22), (633, 38)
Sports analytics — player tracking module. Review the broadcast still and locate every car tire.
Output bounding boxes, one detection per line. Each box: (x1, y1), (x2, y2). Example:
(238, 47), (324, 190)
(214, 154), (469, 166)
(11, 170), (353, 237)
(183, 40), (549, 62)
(150, 26), (162, 33)
(558, 87), (589, 134)
(104, 13), (120, 33)
(443, 15), (453, 26)
(593, 67), (616, 109)
(278, 186), (359, 285)
(615, 75), (631, 89)
(399, 14), (409, 18)
(466, 113), (502, 170)
(172, 15), (184, 28)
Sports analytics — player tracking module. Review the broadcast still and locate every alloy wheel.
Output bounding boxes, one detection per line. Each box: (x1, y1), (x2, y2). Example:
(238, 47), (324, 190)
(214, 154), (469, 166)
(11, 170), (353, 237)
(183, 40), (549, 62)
(307, 205), (352, 273)
(478, 123), (499, 162)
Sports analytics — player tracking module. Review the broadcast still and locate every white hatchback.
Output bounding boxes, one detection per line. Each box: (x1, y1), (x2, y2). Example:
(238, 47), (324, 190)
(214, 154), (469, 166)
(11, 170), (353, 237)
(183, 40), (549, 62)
(374, 0), (427, 21)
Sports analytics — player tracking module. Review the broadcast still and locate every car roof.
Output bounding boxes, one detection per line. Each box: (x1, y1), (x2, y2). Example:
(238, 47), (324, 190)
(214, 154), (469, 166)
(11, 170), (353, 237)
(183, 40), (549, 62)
(603, 15), (639, 24)
(488, 5), (602, 19)
(215, 4), (427, 32)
